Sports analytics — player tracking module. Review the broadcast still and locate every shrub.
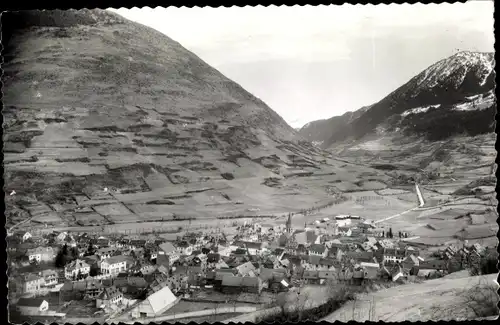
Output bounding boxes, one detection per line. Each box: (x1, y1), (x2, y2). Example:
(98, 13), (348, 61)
(221, 172), (235, 180)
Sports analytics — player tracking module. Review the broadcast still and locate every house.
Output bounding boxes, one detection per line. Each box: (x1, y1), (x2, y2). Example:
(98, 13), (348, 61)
(402, 255), (420, 272)
(101, 256), (129, 277)
(56, 232), (69, 243)
(84, 279), (104, 299)
(96, 286), (123, 309)
(236, 261), (257, 277)
(22, 274), (44, 294)
(59, 281), (81, 302)
(65, 259), (90, 280)
(176, 241), (193, 256)
(158, 242), (180, 263)
(40, 269), (58, 287)
(259, 267), (288, 284)
(16, 298), (49, 316)
(391, 265), (404, 282)
(125, 277), (148, 297)
(359, 262), (380, 280)
(308, 244), (328, 258)
(96, 247), (118, 260)
(270, 279), (290, 293)
(419, 259), (447, 271)
(22, 232), (33, 242)
(404, 246), (420, 257)
(26, 246), (56, 263)
(242, 241), (267, 255)
(344, 251), (376, 264)
(220, 275), (263, 294)
(96, 237), (110, 248)
(130, 239), (147, 250)
(131, 286), (178, 318)
(383, 248), (406, 264)
(302, 270), (320, 283)
(337, 227), (352, 237)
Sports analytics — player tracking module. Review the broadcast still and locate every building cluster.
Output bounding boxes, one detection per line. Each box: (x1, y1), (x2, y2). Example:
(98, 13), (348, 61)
(7, 215), (487, 321)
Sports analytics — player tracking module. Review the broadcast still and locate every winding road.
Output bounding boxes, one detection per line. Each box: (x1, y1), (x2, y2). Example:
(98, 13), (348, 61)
(374, 183), (425, 225)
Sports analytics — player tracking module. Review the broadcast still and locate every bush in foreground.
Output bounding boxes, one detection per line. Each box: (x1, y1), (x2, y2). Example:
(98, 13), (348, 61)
(460, 276), (499, 318)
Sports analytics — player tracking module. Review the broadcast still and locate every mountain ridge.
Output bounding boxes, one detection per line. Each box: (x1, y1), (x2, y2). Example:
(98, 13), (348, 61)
(299, 51), (496, 148)
(3, 9), (386, 230)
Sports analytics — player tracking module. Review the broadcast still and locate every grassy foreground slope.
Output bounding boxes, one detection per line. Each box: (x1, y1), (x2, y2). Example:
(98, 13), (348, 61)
(322, 273), (498, 322)
(3, 9), (391, 230)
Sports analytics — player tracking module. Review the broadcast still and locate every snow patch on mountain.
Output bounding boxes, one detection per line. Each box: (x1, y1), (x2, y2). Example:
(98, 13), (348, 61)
(401, 105), (441, 117)
(454, 91), (496, 112)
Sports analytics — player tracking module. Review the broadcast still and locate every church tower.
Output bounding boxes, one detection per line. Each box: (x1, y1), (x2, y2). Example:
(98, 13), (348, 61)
(286, 214), (292, 233)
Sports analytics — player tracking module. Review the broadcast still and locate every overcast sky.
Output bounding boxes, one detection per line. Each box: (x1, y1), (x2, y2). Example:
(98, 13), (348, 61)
(109, 1), (495, 128)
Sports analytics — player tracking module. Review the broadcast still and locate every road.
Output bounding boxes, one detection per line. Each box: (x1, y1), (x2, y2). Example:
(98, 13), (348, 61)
(374, 183), (425, 225)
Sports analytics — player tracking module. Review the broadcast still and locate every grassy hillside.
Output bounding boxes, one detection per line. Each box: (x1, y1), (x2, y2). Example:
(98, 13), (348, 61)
(322, 273), (498, 322)
(2, 9), (392, 230)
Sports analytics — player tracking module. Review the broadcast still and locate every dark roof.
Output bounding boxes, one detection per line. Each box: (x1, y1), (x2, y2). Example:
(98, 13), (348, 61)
(308, 255), (321, 265)
(97, 286), (121, 300)
(306, 231), (318, 244)
(177, 241), (189, 248)
(207, 253), (220, 262)
(17, 297), (47, 307)
(309, 244), (327, 254)
(128, 277), (148, 287)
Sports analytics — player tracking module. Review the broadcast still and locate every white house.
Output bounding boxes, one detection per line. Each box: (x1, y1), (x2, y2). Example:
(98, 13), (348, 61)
(96, 247), (117, 261)
(40, 269), (58, 287)
(65, 259), (90, 279)
(22, 232), (32, 242)
(27, 247), (56, 263)
(308, 244), (328, 258)
(101, 256), (129, 277)
(22, 274), (44, 294)
(175, 241), (193, 256)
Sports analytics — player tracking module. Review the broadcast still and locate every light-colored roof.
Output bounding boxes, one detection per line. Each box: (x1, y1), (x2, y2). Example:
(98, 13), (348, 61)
(144, 286), (177, 314)
(360, 262), (379, 269)
(103, 255), (129, 265)
(236, 261), (256, 275)
(159, 242), (176, 254)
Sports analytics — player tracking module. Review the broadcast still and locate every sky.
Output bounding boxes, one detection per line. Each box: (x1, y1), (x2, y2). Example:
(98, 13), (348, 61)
(109, 1), (495, 128)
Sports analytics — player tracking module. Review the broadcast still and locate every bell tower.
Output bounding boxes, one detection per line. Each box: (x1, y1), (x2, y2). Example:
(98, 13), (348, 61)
(286, 214), (292, 233)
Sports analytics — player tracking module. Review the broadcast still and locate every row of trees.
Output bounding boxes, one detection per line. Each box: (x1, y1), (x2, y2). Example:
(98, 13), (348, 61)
(381, 228), (409, 239)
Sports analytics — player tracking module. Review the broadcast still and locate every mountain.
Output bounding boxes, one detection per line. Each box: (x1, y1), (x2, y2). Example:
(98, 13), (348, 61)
(299, 105), (371, 147)
(2, 9), (386, 230)
(301, 51), (496, 148)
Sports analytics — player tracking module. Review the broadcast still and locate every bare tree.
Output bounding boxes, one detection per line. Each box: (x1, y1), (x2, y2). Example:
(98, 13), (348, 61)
(460, 276), (499, 319)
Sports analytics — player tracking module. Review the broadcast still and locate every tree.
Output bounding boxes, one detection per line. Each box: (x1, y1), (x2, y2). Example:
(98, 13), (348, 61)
(86, 242), (95, 256)
(89, 263), (99, 277)
(398, 231), (401, 238)
(382, 231), (385, 238)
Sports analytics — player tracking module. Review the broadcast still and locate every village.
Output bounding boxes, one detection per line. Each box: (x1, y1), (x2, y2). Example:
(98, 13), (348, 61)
(7, 212), (491, 323)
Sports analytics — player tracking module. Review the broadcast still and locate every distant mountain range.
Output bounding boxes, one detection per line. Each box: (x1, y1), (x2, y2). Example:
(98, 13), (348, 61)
(300, 51), (496, 148)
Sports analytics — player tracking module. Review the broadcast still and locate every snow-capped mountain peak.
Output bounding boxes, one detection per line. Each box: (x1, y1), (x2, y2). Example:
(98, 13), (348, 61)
(413, 51), (494, 91)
